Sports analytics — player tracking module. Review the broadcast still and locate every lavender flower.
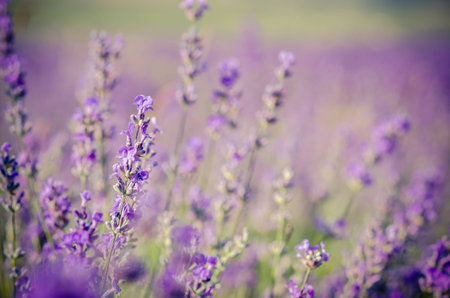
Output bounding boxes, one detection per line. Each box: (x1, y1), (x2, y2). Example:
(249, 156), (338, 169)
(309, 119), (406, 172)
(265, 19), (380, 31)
(178, 137), (204, 177)
(101, 94), (157, 294)
(179, 0), (209, 21)
(0, 142), (26, 295)
(62, 191), (103, 260)
(365, 114), (410, 164)
(0, 0), (30, 138)
(286, 280), (314, 298)
(71, 97), (102, 188)
(419, 236), (450, 296)
(187, 253), (218, 297)
(86, 31), (123, 100)
(25, 261), (100, 298)
(254, 51), (295, 147)
(346, 161), (372, 190)
(82, 31), (123, 196)
(189, 185), (212, 222)
(39, 178), (71, 233)
(207, 58), (242, 138)
(176, 26), (207, 105)
(296, 239), (330, 270)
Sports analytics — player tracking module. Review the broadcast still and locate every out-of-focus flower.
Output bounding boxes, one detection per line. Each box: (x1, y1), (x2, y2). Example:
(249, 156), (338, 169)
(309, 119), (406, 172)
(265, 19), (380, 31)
(39, 178), (71, 232)
(286, 280), (314, 298)
(179, 0), (209, 21)
(419, 236), (450, 296)
(25, 261), (100, 298)
(296, 239), (330, 270)
(365, 114), (410, 164)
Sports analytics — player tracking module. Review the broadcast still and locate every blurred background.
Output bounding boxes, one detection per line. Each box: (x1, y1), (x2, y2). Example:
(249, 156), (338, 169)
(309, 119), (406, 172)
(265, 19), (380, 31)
(1, 1), (450, 295)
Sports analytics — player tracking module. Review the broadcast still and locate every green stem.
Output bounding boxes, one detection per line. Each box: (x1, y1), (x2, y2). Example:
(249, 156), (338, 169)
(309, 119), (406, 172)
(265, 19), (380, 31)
(200, 138), (216, 189)
(229, 149), (257, 237)
(165, 107), (188, 211)
(229, 200), (244, 238)
(300, 268), (311, 291)
(11, 211), (16, 298)
(341, 190), (358, 220)
(101, 193), (127, 294)
(29, 178), (54, 249)
(271, 214), (286, 295)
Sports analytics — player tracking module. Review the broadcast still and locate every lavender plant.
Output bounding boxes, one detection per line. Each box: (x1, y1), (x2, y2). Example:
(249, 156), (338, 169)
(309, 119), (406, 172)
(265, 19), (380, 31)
(0, 0), (449, 297)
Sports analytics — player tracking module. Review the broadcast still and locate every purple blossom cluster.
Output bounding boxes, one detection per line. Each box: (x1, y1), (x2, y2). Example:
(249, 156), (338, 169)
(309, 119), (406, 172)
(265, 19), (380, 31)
(0, 0), (449, 297)
(419, 236), (450, 295)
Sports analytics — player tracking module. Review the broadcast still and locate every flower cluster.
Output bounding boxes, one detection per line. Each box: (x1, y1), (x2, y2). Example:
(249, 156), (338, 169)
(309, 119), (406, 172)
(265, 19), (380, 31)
(102, 94), (157, 294)
(286, 280), (314, 298)
(0, 143), (23, 212)
(179, 137), (204, 177)
(347, 114), (410, 190)
(207, 59), (242, 138)
(62, 191), (103, 261)
(365, 113), (410, 164)
(179, 0), (209, 21)
(256, 51), (295, 134)
(0, 143), (27, 294)
(187, 253), (218, 297)
(296, 239), (330, 270)
(0, 0), (30, 138)
(39, 178), (71, 234)
(71, 97), (102, 187)
(86, 31), (123, 100)
(419, 236), (449, 296)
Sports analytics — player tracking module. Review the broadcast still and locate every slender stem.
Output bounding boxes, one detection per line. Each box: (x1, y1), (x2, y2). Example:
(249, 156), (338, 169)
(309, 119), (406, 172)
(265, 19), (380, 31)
(300, 268), (311, 291)
(229, 149), (257, 237)
(200, 138), (216, 189)
(101, 232), (117, 293)
(29, 178), (54, 249)
(341, 190), (358, 220)
(80, 175), (87, 191)
(174, 107), (188, 157)
(101, 193), (127, 294)
(11, 210), (16, 298)
(165, 107), (188, 211)
(271, 214), (286, 295)
(229, 200), (244, 238)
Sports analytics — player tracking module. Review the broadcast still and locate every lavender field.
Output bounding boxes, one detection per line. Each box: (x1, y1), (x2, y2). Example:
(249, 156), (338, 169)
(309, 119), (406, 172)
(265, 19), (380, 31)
(1, 0), (450, 297)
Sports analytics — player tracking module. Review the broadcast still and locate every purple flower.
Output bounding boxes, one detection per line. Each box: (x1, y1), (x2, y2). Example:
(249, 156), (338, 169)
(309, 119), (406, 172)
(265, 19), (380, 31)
(286, 280), (314, 298)
(419, 236), (450, 295)
(366, 114), (410, 164)
(189, 186), (212, 221)
(179, 137), (204, 176)
(39, 178), (71, 232)
(179, 0), (209, 21)
(296, 239), (330, 270)
(218, 58), (240, 88)
(25, 261), (100, 298)
(134, 94), (154, 115)
(346, 161), (372, 189)
(171, 224), (199, 252)
(277, 51), (295, 78)
(114, 255), (147, 283)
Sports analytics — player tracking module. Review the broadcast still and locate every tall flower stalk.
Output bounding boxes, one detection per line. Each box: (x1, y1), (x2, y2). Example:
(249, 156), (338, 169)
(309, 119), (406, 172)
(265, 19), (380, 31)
(201, 58), (242, 189)
(0, 143), (26, 297)
(229, 51), (295, 236)
(0, 0), (53, 249)
(84, 31), (123, 197)
(101, 95), (157, 295)
(165, 0), (209, 211)
(270, 167), (294, 296)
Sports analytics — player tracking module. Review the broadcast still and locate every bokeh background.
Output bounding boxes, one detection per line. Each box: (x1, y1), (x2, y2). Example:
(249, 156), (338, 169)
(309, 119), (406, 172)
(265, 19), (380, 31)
(1, 0), (450, 296)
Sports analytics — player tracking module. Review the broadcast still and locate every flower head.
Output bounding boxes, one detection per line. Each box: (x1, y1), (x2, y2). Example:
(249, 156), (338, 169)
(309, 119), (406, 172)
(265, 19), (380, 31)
(296, 239), (330, 270)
